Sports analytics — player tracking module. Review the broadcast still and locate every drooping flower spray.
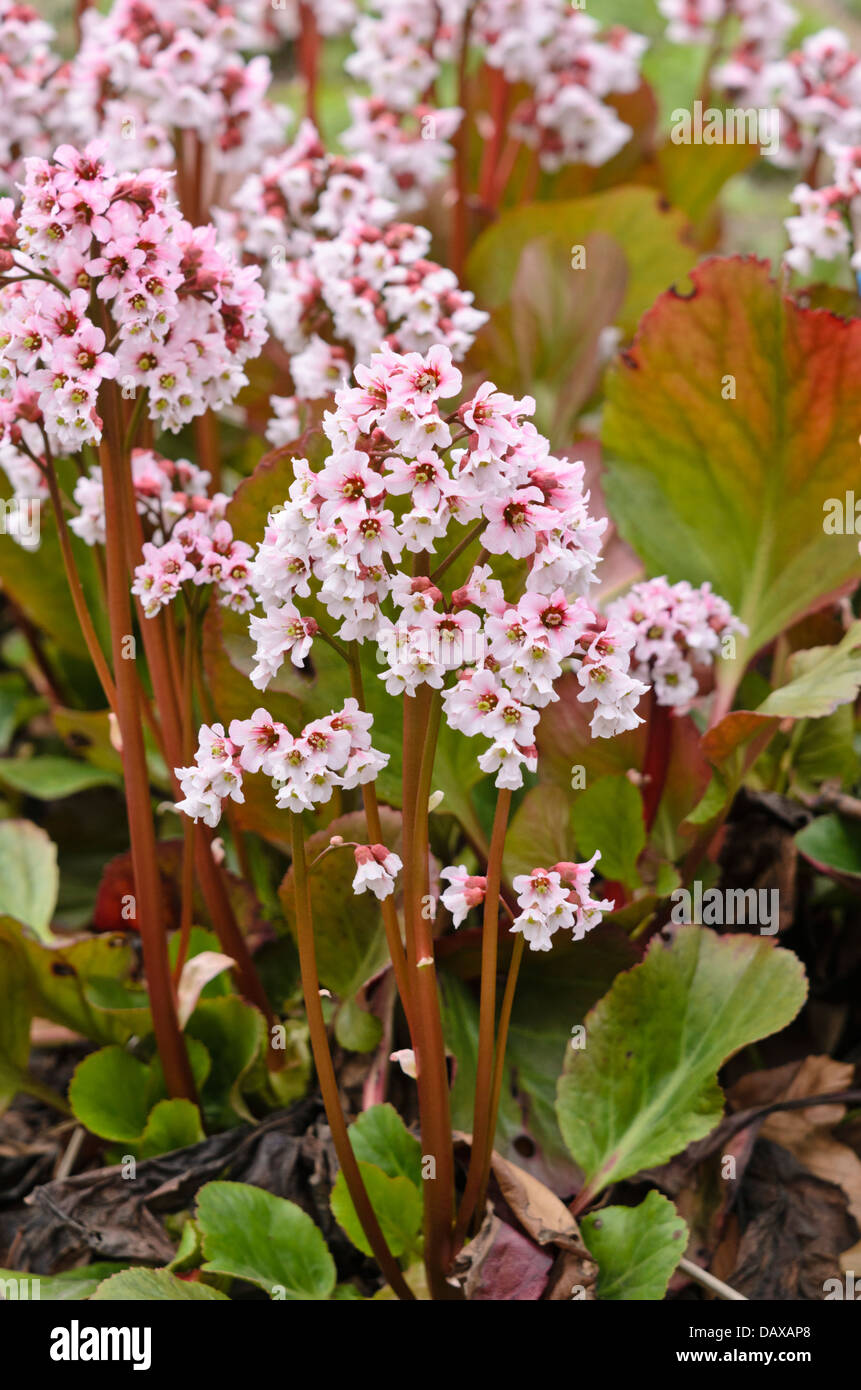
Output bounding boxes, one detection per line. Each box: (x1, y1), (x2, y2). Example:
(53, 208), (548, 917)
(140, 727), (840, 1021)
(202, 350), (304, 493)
(0, 140), (271, 1096)
(176, 342), (654, 1294)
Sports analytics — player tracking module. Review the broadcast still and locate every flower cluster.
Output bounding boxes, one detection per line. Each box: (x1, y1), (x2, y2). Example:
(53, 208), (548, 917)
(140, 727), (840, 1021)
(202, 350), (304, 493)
(606, 576), (746, 708)
(342, 0), (462, 202)
(662, 15), (861, 277)
(176, 699), (389, 826)
(63, 0), (288, 179)
(246, 344), (648, 789)
(224, 120), (398, 263)
(439, 854), (612, 951)
(341, 0), (647, 202)
(132, 510), (254, 618)
(476, 0), (647, 172)
(71, 447), (215, 546)
(345, 0), (451, 110)
(341, 101), (462, 214)
(0, 141), (266, 478)
(784, 145), (861, 274)
(659, 0), (795, 58)
(0, 402), (46, 524)
(511, 858), (614, 951)
(715, 27), (861, 170)
(438, 587), (647, 781)
(0, 1), (67, 192)
(264, 0), (358, 43)
(220, 121), (486, 442)
(68, 446), (253, 617)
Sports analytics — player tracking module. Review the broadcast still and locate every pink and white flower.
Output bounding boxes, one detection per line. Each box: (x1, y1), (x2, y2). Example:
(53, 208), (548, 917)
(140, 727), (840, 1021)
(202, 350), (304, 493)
(352, 843), (403, 899)
(440, 865), (487, 926)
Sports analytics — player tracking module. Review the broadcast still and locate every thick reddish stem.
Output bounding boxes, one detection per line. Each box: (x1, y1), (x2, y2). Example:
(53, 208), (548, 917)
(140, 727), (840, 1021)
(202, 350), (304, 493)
(195, 409), (221, 494)
(642, 691), (673, 833)
(402, 689), (459, 1299)
(454, 786), (511, 1247)
(474, 929), (525, 1218)
(98, 424), (196, 1102)
(450, 4), (477, 277)
(299, 4), (320, 125)
(488, 134), (524, 210)
(173, 610), (197, 985)
(411, 692), (456, 1292)
(478, 65), (510, 207)
(291, 817), (415, 1300)
(43, 457), (118, 716)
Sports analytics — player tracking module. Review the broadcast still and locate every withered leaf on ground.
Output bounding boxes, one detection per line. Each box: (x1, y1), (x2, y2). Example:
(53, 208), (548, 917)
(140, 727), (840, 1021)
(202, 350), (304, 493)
(727, 1140), (858, 1300)
(8, 1101), (340, 1273)
(453, 1136), (597, 1299)
(730, 1057), (861, 1227)
(464, 1218), (555, 1301)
